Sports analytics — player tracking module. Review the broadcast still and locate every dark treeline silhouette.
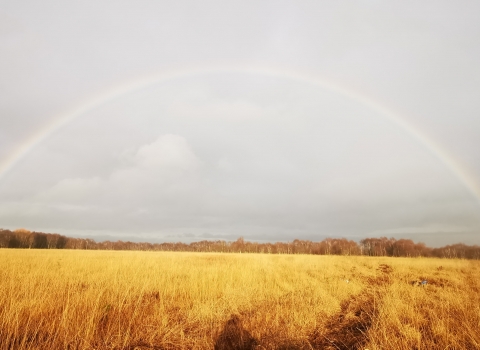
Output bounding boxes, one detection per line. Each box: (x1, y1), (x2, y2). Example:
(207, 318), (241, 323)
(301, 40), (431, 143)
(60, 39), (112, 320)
(1, 228), (479, 259)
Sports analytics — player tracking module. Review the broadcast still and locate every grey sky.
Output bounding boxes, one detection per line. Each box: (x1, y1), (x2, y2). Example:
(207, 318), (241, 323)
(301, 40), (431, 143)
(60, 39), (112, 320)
(1, 1), (480, 246)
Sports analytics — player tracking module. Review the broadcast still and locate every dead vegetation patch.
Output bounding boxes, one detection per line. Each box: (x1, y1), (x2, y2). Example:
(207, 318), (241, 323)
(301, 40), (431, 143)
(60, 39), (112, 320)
(308, 289), (378, 350)
(2, 252), (479, 350)
(308, 266), (392, 349)
(377, 263), (393, 274)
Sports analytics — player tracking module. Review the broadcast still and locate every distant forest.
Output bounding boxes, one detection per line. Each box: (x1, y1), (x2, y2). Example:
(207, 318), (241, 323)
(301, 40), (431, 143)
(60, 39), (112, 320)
(1, 228), (479, 259)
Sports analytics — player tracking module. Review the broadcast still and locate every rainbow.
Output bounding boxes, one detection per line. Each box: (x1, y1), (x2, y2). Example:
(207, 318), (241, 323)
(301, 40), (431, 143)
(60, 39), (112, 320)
(1, 65), (479, 202)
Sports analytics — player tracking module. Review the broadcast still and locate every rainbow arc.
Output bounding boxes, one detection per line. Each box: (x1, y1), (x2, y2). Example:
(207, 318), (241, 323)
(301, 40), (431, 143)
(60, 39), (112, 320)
(1, 65), (479, 202)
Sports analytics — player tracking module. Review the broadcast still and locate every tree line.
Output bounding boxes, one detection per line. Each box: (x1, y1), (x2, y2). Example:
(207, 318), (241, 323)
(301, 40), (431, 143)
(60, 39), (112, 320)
(1, 228), (479, 259)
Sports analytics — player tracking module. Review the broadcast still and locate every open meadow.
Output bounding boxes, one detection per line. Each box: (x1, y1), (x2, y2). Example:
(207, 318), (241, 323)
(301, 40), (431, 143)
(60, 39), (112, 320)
(1, 249), (479, 349)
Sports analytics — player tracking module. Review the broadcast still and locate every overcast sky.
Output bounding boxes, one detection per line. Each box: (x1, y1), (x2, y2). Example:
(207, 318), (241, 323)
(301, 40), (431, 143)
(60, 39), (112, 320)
(1, 1), (480, 246)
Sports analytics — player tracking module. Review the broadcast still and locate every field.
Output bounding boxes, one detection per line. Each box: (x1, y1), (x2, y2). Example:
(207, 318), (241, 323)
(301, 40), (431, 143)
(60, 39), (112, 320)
(1, 250), (479, 349)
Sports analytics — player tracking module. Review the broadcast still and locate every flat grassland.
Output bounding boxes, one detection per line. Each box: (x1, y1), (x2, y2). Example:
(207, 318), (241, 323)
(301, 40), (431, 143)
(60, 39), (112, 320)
(1, 250), (479, 349)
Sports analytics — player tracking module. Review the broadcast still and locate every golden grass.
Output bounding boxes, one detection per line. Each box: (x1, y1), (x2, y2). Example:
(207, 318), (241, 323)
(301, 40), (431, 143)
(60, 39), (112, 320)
(0, 249), (479, 349)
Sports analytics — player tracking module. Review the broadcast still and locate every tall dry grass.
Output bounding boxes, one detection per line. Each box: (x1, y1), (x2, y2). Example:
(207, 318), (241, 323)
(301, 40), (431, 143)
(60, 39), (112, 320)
(0, 249), (478, 349)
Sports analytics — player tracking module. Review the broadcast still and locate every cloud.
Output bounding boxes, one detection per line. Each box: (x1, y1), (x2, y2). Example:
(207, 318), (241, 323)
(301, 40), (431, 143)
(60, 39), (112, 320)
(34, 134), (203, 208)
(108, 134), (204, 206)
(134, 134), (200, 170)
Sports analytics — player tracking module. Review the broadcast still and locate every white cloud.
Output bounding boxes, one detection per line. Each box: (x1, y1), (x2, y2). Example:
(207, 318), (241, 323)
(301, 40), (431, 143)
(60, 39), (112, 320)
(108, 135), (203, 202)
(134, 134), (200, 170)
(35, 134), (203, 207)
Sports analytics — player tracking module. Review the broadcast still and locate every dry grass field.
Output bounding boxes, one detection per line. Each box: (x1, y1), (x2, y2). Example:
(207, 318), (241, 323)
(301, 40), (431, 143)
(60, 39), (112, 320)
(0, 249), (479, 349)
